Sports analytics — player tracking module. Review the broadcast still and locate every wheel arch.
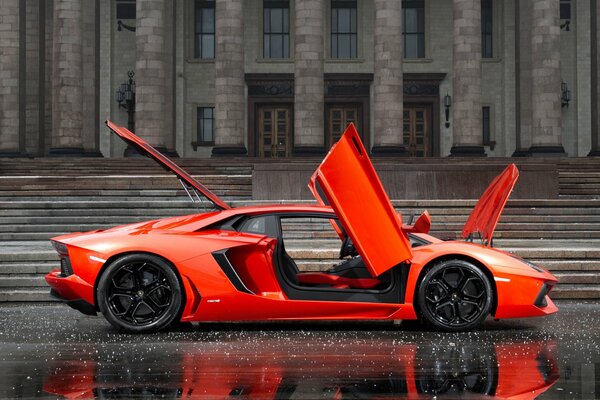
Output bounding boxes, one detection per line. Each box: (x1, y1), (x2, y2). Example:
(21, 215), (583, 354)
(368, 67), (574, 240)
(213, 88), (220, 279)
(92, 251), (187, 314)
(413, 254), (498, 317)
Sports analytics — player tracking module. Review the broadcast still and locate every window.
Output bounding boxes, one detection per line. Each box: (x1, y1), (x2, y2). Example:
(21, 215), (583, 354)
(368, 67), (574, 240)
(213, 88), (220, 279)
(196, 107), (214, 146)
(238, 215), (279, 237)
(481, 0), (493, 58)
(482, 106), (491, 145)
(116, 0), (136, 20)
(331, 0), (357, 59)
(195, 0), (215, 59)
(402, 0), (425, 59)
(560, 0), (571, 20)
(264, 1), (290, 58)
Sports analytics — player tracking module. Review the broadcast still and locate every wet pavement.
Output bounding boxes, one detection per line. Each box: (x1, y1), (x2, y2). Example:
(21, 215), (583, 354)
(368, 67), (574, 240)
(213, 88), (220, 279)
(0, 302), (598, 399)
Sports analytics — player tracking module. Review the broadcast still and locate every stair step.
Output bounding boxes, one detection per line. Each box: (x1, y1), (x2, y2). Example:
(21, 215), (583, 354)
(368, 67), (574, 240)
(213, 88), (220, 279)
(0, 289), (57, 302)
(0, 275), (47, 288)
(554, 273), (600, 284)
(550, 285), (600, 299)
(0, 262), (57, 274)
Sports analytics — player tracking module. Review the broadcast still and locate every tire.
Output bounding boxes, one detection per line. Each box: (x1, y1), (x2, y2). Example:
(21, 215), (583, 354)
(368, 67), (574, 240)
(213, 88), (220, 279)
(97, 253), (183, 333)
(416, 259), (493, 332)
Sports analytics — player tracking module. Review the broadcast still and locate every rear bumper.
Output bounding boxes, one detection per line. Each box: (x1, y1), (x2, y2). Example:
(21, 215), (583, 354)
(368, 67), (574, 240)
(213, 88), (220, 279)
(45, 270), (96, 316)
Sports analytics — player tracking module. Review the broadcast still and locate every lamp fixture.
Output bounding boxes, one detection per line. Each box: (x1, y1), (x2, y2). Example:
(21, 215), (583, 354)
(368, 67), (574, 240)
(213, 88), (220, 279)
(444, 93), (452, 128)
(115, 70), (136, 132)
(561, 81), (572, 108)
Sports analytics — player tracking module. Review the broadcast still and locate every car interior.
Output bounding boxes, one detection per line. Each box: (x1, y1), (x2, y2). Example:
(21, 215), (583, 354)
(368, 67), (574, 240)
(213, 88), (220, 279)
(216, 213), (427, 303)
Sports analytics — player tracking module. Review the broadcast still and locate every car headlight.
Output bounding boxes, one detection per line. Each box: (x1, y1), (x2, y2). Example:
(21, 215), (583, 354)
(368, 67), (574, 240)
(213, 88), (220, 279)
(510, 255), (545, 273)
(522, 259), (546, 273)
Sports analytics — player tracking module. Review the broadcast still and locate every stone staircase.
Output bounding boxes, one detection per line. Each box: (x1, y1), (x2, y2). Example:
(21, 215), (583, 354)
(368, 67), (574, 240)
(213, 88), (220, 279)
(1, 158), (600, 303)
(558, 158), (600, 198)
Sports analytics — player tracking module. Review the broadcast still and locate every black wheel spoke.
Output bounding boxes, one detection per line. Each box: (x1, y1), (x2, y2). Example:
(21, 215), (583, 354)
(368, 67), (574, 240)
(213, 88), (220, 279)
(120, 298), (140, 322)
(460, 299), (482, 312)
(110, 286), (134, 296)
(145, 293), (168, 310)
(132, 263), (147, 290)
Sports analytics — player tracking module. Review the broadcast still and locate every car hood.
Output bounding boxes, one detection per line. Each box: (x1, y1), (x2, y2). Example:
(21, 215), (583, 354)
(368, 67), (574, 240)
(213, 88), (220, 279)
(308, 123), (412, 277)
(461, 163), (519, 246)
(105, 120), (230, 210)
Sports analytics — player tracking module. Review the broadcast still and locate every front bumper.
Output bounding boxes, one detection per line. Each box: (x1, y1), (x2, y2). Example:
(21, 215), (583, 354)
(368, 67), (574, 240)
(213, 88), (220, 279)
(494, 273), (558, 319)
(45, 270), (96, 316)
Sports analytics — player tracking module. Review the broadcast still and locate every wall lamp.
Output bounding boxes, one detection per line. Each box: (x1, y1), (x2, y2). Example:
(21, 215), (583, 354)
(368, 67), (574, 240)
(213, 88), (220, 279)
(560, 20), (570, 31)
(561, 81), (572, 108)
(115, 70), (136, 132)
(117, 20), (136, 32)
(444, 93), (451, 128)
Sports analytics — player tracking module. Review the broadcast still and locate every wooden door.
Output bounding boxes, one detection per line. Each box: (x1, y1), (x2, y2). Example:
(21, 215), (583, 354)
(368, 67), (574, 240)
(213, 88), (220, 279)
(326, 105), (361, 149)
(403, 105), (431, 157)
(258, 106), (292, 157)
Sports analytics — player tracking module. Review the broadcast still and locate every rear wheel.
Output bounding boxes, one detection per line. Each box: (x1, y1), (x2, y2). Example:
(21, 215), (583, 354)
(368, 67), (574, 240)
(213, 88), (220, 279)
(417, 259), (493, 332)
(97, 254), (182, 333)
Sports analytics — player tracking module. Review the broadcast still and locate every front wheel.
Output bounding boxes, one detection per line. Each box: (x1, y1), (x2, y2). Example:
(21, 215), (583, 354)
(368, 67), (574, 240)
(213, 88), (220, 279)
(416, 259), (493, 332)
(97, 253), (183, 333)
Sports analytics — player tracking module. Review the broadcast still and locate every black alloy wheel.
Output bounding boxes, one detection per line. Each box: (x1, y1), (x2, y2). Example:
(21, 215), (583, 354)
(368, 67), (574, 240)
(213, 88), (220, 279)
(97, 254), (182, 333)
(417, 259), (493, 332)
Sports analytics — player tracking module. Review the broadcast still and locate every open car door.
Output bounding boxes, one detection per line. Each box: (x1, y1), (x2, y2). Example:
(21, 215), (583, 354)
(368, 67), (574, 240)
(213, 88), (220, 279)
(460, 163), (519, 245)
(105, 120), (230, 210)
(308, 123), (412, 277)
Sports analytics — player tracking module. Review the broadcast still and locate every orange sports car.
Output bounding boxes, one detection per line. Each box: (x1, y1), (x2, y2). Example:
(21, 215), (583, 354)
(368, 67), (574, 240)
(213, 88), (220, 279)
(45, 121), (558, 333)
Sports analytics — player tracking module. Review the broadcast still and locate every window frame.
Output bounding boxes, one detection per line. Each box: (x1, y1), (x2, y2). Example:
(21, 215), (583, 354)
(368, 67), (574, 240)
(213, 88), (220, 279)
(196, 106), (215, 147)
(560, 0), (571, 20)
(194, 0), (215, 60)
(263, 0), (291, 59)
(402, 0), (426, 59)
(116, 0), (136, 20)
(482, 106), (491, 146)
(481, 0), (493, 59)
(330, 0), (358, 59)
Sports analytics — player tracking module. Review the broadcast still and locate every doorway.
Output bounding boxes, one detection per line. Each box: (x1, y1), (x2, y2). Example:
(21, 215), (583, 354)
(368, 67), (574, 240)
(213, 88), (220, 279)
(403, 105), (432, 157)
(257, 105), (293, 157)
(326, 104), (362, 149)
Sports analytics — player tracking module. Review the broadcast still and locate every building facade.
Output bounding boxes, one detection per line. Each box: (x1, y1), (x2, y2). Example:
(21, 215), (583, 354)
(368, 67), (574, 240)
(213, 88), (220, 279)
(0, 0), (598, 158)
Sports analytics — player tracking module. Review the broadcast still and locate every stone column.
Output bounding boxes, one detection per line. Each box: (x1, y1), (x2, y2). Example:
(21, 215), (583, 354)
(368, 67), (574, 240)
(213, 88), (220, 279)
(212, 0), (246, 156)
(135, 0), (172, 153)
(293, 0), (324, 155)
(0, 0), (21, 155)
(51, 0), (84, 155)
(450, 0), (485, 156)
(372, 0), (404, 156)
(590, 0), (600, 156)
(514, 0), (534, 156)
(529, 0), (565, 155)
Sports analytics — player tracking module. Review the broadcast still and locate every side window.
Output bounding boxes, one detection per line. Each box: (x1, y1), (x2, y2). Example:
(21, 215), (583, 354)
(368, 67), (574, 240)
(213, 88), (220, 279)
(238, 215), (279, 238)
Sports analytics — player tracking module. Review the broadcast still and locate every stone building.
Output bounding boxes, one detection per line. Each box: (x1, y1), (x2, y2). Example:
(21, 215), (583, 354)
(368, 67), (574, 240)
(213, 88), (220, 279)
(0, 0), (598, 158)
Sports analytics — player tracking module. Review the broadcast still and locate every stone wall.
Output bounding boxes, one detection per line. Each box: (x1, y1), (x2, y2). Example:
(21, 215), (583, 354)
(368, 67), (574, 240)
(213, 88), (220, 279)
(252, 161), (559, 200)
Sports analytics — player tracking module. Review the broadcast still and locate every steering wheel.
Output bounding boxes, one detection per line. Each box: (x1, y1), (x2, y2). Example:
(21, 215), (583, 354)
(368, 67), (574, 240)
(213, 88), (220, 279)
(339, 235), (358, 259)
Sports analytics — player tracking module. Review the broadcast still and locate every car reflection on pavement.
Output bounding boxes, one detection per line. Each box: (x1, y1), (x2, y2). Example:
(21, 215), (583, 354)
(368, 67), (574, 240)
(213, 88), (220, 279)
(42, 338), (558, 399)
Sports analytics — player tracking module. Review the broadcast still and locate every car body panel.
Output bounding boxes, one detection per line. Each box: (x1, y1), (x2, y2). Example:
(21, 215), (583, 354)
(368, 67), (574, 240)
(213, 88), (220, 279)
(45, 122), (558, 329)
(461, 163), (519, 244)
(308, 123), (412, 277)
(105, 120), (230, 210)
